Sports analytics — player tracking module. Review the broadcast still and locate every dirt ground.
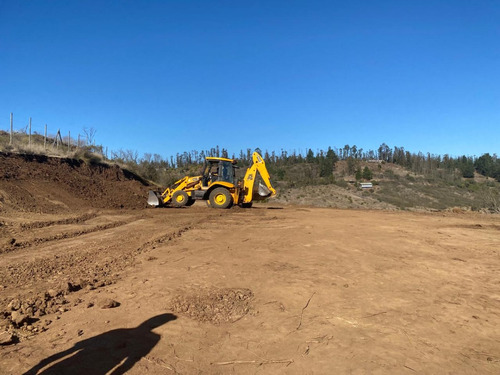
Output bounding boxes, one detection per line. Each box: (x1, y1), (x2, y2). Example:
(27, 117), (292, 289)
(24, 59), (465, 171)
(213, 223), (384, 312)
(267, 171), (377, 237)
(0, 203), (499, 374)
(1, 154), (499, 374)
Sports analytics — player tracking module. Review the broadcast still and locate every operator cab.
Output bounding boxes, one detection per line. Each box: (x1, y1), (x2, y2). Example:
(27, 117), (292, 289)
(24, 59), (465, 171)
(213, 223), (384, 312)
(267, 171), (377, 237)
(202, 157), (237, 186)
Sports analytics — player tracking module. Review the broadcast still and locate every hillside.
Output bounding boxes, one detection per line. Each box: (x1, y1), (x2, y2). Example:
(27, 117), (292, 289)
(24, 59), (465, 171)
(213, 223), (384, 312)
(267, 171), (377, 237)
(274, 160), (500, 213)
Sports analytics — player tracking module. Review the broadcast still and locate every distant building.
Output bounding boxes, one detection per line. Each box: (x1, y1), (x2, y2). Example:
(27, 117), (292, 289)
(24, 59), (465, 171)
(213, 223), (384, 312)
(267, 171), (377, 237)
(360, 182), (373, 189)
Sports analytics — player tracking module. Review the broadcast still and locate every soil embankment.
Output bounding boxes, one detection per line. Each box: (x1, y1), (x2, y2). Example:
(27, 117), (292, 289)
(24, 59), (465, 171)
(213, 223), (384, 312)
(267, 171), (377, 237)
(0, 152), (149, 213)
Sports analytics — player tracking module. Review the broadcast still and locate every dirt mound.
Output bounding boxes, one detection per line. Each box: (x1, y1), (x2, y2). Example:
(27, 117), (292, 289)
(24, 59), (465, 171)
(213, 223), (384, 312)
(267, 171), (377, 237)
(0, 152), (150, 213)
(171, 288), (253, 324)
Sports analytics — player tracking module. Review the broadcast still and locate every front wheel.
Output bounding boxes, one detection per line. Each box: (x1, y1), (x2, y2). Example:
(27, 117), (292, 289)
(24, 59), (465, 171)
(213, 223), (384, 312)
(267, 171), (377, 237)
(241, 202), (253, 208)
(172, 190), (189, 207)
(209, 188), (233, 209)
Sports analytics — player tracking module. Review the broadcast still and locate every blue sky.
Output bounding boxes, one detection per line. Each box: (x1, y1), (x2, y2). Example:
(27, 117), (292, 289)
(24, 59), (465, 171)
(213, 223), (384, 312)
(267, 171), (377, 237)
(1, 0), (498, 159)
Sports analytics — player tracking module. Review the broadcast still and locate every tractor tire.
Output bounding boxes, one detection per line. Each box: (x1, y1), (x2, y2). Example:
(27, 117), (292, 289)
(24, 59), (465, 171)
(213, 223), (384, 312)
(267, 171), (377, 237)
(172, 190), (189, 207)
(186, 198), (196, 206)
(241, 202), (253, 208)
(209, 188), (233, 209)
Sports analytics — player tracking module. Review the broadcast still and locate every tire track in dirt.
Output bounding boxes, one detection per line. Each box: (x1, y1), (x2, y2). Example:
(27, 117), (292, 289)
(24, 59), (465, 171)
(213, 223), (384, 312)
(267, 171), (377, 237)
(18, 211), (100, 231)
(0, 213), (210, 341)
(0, 220), (133, 254)
(136, 225), (193, 252)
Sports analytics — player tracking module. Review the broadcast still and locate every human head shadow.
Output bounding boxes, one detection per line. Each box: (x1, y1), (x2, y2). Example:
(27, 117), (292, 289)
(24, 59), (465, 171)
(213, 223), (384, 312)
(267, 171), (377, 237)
(23, 313), (177, 375)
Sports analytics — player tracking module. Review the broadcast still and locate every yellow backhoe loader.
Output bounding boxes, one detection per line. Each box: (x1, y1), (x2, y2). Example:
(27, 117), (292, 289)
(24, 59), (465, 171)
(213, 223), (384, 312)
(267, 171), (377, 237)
(147, 151), (276, 209)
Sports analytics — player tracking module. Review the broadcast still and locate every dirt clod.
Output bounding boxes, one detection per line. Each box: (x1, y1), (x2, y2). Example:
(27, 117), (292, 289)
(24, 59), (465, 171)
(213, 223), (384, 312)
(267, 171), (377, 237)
(171, 288), (253, 325)
(0, 331), (15, 345)
(99, 298), (120, 309)
(7, 298), (21, 311)
(10, 311), (28, 326)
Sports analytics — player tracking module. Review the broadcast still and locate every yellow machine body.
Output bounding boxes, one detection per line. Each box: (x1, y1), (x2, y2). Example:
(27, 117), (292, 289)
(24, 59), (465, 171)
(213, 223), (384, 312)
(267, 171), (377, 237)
(147, 152), (276, 209)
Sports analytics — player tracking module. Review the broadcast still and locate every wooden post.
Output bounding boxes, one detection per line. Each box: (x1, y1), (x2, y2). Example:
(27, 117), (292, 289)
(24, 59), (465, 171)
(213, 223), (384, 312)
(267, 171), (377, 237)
(68, 131), (71, 152)
(29, 117), (32, 147)
(10, 113), (13, 145)
(44, 124), (47, 149)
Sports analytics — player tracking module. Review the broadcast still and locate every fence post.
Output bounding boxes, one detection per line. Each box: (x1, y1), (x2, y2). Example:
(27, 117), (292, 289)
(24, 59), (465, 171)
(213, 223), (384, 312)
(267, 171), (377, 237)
(68, 131), (71, 152)
(29, 117), (32, 147)
(44, 124), (47, 149)
(10, 113), (13, 145)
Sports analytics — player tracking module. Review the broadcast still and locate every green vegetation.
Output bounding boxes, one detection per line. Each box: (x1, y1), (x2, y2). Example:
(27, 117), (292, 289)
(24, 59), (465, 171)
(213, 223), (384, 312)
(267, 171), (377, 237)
(362, 166), (373, 180)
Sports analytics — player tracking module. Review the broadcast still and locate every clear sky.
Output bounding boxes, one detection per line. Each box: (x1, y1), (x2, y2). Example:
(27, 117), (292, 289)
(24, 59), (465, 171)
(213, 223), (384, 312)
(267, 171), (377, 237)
(1, 0), (499, 159)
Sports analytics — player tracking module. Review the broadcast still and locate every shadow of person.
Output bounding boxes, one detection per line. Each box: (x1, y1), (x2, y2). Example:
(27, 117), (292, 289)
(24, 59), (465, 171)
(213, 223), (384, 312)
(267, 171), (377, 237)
(24, 313), (177, 375)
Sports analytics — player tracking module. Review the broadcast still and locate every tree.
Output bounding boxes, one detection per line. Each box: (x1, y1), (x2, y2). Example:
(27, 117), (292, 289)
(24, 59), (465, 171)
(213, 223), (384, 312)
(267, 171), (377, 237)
(306, 148), (315, 163)
(459, 156), (475, 178)
(475, 153), (494, 177)
(355, 168), (362, 181)
(326, 147), (338, 163)
(378, 143), (392, 162)
(343, 144), (350, 159)
(83, 127), (97, 145)
(362, 166), (373, 180)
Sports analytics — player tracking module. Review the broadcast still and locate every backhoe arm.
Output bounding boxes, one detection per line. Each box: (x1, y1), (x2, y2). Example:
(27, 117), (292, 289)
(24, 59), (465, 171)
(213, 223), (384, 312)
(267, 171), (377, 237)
(242, 152), (276, 204)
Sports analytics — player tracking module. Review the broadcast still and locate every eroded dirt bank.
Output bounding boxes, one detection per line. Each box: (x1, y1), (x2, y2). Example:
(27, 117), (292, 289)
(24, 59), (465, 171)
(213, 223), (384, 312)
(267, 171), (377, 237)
(1, 205), (499, 374)
(0, 152), (149, 214)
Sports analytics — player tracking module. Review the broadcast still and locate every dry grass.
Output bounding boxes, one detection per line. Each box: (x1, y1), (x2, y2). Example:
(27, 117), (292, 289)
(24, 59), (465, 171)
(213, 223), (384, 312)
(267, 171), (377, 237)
(0, 130), (105, 165)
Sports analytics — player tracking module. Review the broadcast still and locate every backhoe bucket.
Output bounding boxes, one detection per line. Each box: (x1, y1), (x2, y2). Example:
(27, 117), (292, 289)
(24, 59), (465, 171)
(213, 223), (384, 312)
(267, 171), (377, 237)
(147, 190), (161, 206)
(258, 182), (271, 197)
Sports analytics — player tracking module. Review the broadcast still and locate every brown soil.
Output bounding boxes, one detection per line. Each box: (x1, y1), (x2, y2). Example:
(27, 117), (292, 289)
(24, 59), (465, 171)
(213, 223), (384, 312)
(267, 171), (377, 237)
(0, 152), (149, 213)
(171, 287), (254, 325)
(0, 154), (499, 374)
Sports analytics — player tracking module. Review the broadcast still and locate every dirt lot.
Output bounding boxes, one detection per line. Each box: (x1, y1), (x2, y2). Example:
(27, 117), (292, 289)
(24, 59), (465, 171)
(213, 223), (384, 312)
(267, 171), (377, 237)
(0, 154), (499, 374)
(0, 203), (498, 374)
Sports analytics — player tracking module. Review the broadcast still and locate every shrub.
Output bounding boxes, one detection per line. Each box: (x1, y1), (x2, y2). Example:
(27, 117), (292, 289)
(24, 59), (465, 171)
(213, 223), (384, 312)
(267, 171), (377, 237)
(362, 166), (373, 180)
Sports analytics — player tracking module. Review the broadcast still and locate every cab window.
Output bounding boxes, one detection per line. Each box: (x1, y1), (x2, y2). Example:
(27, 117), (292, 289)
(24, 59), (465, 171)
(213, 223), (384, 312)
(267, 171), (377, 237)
(219, 161), (234, 184)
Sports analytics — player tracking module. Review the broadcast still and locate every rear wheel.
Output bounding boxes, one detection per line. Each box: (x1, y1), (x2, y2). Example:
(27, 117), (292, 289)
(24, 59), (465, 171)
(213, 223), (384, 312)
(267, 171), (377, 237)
(172, 191), (189, 207)
(209, 188), (233, 209)
(186, 198), (196, 206)
(241, 202), (253, 208)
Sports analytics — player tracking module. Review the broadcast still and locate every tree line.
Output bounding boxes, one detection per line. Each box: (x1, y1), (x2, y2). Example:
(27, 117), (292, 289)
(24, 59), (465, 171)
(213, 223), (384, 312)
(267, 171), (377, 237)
(107, 143), (500, 188)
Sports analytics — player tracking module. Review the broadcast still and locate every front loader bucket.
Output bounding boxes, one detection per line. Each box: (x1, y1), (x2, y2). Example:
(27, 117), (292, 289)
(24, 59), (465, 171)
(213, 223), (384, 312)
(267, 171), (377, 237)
(258, 182), (271, 198)
(147, 190), (161, 206)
